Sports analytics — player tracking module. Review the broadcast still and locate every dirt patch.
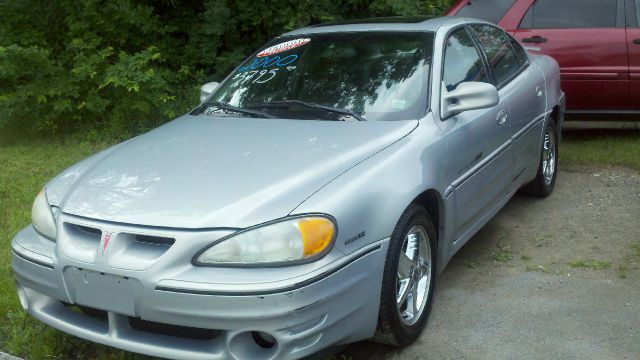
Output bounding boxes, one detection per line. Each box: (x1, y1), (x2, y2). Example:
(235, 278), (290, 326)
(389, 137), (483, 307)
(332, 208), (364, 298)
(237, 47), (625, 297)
(341, 167), (640, 360)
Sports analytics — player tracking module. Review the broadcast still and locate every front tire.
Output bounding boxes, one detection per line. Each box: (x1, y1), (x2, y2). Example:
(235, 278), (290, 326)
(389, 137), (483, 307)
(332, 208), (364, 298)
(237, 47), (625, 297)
(523, 119), (558, 197)
(372, 204), (436, 346)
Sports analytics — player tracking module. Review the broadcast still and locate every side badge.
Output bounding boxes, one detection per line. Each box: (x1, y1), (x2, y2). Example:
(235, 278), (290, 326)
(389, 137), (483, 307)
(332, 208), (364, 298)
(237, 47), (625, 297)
(345, 231), (366, 245)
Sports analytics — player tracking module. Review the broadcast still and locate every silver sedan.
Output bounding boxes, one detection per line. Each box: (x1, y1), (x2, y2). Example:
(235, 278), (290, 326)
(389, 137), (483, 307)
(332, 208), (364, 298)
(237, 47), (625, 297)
(12, 16), (565, 360)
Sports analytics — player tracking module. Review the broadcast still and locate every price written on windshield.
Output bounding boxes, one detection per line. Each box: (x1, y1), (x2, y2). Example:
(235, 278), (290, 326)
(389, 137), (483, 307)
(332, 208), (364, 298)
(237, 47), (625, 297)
(233, 54), (299, 85)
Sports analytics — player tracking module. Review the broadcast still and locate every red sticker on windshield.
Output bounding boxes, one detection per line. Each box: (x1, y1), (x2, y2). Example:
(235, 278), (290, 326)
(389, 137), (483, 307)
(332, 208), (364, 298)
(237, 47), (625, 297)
(257, 38), (311, 57)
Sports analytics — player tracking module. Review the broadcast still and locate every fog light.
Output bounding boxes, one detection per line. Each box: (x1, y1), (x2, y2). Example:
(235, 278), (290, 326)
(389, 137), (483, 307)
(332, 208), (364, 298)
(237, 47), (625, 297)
(16, 283), (28, 311)
(251, 331), (276, 349)
(229, 330), (278, 359)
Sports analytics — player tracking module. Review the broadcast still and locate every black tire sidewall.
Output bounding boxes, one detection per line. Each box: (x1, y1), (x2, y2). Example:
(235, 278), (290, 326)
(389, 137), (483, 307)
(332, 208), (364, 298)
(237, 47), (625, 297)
(379, 204), (437, 346)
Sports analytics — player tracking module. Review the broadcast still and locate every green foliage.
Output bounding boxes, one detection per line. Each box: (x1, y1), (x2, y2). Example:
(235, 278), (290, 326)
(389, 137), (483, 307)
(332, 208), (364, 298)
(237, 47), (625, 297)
(561, 130), (640, 171)
(568, 259), (612, 270)
(0, 0), (453, 140)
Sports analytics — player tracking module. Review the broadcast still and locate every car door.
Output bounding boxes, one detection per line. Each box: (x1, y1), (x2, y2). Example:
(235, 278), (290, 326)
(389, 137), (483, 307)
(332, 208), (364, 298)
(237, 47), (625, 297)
(439, 27), (514, 242)
(469, 24), (547, 188)
(627, 0), (640, 109)
(514, 0), (629, 111)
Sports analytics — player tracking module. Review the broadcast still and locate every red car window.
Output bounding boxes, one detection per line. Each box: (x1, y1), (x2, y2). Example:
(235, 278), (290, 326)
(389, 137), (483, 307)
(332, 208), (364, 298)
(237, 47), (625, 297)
(519, 0), (617, 29)
(455, 0), (517, 24)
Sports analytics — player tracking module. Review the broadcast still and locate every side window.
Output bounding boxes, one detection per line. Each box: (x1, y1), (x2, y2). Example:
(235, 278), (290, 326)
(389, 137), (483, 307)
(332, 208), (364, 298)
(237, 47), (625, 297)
(470, 24), (523, 87)
(627, 0), (640, 27)
(442, 28), (490, 92)
(520, 0), (617, 29)
(507, 34), (529, 65)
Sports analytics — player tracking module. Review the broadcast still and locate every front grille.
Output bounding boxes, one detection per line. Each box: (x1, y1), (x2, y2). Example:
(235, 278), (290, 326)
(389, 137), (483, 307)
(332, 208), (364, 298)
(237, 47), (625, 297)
(60, 223), (103, 263)
(62, 302), (108, 322)
(73, 224), (102, 238)
(63, 302), (220, 341)
(132, 234), (175, 247)
(65, 223), (102, 242)
(128, 317), (221, 340)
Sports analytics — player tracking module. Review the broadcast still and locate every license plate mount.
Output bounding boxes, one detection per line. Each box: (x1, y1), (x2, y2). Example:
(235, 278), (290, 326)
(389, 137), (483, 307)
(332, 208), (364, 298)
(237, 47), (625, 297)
(66, 268), (136, 316)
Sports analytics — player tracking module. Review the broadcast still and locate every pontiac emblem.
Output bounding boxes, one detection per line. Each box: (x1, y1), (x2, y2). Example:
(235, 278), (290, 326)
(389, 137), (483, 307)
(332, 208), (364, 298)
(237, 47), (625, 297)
(101, 231), (113, 255)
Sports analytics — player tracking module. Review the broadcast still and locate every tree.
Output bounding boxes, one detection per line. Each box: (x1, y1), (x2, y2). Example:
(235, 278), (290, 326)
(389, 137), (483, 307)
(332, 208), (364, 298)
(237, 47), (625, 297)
(0, 0), (453, 139)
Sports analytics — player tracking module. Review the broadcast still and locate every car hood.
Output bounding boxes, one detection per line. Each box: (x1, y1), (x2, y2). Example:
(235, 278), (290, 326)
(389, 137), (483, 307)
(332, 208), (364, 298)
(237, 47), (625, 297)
(47, 115), (417, 228)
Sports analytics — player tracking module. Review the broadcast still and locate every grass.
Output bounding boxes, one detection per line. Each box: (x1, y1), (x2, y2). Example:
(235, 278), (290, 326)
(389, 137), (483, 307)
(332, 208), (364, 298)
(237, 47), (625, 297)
(632, 243), (640, 258)
(617, 264), (629, 279)
(568, 259), (612, 270)
(0, 127), (639, 358)
(532, 235), (552, 248)
(525, 264), (548, 273)
(489, 242), (513, 263)
(0, 140), (153, 359)
(561, 129), (640, 171)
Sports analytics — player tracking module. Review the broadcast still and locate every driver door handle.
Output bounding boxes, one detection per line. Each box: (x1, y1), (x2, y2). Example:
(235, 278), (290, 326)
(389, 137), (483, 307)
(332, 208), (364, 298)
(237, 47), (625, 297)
(497, 110), (508, 126)
(634, 39), (640, 45)
(522, 36), (548, 44)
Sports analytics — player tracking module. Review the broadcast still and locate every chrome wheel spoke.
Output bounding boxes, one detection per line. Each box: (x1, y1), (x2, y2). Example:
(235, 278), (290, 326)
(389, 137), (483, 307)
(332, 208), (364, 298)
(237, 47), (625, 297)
(541, 128), (556, 185)
(397, 277), (412, 305)
(409, 286), (419, 317)
(398, 252), (413, 279)
(395, 225), (432, 326)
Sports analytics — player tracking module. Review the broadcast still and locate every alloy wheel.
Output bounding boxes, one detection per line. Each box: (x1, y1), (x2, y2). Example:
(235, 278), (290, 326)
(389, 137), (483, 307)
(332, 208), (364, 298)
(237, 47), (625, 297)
(542, 126), (556, 185)
(396, 225), (432, 326)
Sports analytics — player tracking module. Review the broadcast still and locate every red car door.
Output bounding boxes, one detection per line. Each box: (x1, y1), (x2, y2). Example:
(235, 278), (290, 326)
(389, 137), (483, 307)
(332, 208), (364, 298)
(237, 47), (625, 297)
(628, 0), (640, 109)
(513, 0), (629, 111)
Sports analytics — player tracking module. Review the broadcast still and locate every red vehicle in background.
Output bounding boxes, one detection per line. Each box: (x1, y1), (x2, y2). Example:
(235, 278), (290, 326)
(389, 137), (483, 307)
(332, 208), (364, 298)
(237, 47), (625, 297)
(446, 0), (640, 115)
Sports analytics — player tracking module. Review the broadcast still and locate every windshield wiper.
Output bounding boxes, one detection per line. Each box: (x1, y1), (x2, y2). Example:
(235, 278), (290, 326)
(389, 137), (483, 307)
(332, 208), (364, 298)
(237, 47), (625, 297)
(259, 100), (366, 121)
(207, 101), (275, 119)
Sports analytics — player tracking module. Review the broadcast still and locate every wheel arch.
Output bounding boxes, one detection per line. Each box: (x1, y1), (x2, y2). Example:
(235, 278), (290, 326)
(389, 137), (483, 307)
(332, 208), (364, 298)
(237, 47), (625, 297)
(410, 188), (449, 272)
(550, 103), (564, 142)
(411, 189), (443, 244)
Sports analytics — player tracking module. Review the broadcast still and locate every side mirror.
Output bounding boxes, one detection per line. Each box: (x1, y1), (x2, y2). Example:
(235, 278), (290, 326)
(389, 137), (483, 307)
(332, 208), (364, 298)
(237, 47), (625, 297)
(441, 82), (499, 119)
(200, 82), (220, 103)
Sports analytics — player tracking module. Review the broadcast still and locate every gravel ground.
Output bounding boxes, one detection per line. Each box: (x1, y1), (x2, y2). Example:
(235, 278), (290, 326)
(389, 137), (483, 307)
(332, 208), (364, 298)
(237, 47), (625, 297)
(341, 167), (640, 360)
(0, 352), (20, 360)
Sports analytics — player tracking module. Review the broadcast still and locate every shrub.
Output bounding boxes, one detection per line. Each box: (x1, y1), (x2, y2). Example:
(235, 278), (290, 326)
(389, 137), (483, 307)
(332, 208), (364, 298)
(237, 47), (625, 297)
(0, 0), (453, 139)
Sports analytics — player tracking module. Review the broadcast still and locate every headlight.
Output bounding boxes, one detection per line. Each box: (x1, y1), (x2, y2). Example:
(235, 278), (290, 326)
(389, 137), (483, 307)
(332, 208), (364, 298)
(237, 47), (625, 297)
(32, 189), (57, 240)
(194, 215), (336, 266)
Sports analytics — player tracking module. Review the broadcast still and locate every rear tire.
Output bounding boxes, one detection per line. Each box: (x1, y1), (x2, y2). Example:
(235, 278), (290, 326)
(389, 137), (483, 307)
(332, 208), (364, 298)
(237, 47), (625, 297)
(372, 204), (436, 346)
(523, 119), (558, 197)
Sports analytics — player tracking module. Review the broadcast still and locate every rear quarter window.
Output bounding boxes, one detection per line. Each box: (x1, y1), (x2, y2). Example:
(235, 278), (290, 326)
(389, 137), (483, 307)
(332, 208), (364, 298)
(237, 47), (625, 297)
(455, 0), (517, 24)
(507, 34), (529, 64)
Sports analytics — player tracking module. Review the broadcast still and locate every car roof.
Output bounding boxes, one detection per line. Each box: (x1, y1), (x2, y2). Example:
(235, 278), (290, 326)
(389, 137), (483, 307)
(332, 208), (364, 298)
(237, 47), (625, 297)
(280, 16), (490, 37)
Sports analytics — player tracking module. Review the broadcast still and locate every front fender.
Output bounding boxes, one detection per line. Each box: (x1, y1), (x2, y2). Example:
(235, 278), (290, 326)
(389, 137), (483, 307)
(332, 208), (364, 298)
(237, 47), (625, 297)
(290, 113), (453, 272)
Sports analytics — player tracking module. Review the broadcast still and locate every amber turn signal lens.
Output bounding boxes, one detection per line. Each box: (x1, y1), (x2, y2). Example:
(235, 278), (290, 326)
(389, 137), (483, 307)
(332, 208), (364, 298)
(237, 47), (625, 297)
(298, 218), (335, 256)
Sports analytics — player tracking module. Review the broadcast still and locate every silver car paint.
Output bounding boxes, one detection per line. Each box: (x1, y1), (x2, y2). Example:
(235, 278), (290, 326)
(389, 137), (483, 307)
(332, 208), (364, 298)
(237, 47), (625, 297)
(296, 19), (564, 271)
(11, 17), (565, 360)
(13, 223), (389, 359)
(46, 116), (417, 229)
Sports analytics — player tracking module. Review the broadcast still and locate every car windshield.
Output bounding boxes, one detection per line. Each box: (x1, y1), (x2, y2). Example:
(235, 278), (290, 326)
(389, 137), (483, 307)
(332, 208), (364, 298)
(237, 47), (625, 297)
(196, 32), (434, 121)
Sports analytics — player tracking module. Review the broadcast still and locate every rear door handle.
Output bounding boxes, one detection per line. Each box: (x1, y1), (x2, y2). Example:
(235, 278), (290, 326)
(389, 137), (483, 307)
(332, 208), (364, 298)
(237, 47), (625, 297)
(522, 36), (548, 44)
(497, 110), (508, 126)
(634, 39), (640, 45)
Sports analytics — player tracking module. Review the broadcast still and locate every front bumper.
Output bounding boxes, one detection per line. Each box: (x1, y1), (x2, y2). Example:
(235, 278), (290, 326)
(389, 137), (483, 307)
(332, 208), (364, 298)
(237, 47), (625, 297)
(11, 216), (388, 360)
